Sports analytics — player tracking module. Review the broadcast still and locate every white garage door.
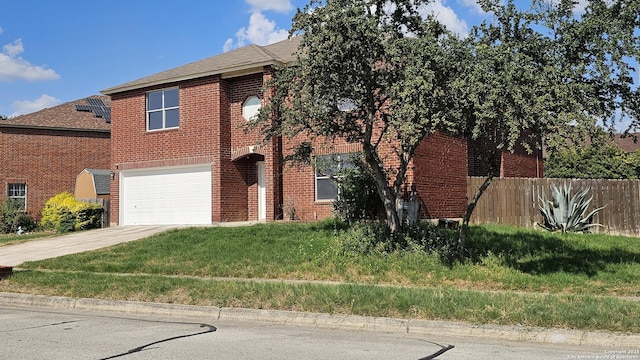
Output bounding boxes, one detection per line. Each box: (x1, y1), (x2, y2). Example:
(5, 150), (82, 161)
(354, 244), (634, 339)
(120, 165), (212, 225)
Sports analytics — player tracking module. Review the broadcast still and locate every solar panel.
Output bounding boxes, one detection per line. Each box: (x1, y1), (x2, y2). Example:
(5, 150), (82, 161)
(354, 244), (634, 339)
(75, 98), (111, 123)
(75, 104), (93, 112)
(87, 98), (106, 107)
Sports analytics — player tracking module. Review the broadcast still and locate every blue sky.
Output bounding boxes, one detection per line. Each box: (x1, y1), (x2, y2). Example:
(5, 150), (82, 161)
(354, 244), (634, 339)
(0, 0), (489, 117)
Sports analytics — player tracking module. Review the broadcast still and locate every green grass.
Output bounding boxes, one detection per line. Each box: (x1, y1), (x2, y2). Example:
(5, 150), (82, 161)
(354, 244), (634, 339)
(1, 221), (639, 332)
(0, 232), (54, 247)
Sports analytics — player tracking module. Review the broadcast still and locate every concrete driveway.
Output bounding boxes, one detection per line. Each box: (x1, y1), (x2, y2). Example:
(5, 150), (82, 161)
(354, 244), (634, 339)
(0, 226), (175, 267)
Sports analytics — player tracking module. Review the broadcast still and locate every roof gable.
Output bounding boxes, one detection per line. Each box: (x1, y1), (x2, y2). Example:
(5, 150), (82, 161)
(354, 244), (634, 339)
(102, 37), (301, 95)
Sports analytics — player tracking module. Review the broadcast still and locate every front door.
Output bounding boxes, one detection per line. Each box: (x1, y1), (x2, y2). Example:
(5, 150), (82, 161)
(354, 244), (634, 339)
(257, 161), (266, 221)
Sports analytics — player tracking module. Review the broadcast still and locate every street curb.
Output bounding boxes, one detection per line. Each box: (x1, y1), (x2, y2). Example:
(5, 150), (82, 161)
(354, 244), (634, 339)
(1, 292), (638, 347)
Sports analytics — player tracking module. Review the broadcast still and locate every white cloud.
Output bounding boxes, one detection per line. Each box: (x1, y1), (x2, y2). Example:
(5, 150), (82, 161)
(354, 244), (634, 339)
(457, 0), (486, 14)
(11, 94), (61, 117)
(223, 38), (235, 53)
(420, 0), (469, 36)
(3, 38), (24, 57)
(0, 38), (60, 82)
(246, 0), (292, 13)
(224, 11), (289, 52)
(0, 27), (3, 35)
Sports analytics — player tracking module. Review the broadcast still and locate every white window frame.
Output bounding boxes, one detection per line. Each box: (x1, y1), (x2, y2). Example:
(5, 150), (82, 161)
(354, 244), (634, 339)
(242, 96), (262, 121)
(314, 153), (354, 202)
(7, 183), (26, 210)
(146, 87), (180, 131)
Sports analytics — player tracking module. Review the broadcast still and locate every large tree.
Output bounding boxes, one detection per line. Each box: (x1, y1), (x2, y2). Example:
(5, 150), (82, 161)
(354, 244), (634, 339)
(254, 0), (463, 233)
(254, 0), (638, 250)
(455, 0), (639, 251)
(545, 144), (637, 179)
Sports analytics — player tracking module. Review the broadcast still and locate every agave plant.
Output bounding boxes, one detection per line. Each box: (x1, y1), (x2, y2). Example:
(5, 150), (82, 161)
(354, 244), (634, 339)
(536, 182), (605, 233)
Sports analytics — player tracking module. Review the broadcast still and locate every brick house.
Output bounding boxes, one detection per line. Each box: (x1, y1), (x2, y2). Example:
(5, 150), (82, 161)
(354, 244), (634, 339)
(102, 37), (540, 226)
(0, 96), (111, 219)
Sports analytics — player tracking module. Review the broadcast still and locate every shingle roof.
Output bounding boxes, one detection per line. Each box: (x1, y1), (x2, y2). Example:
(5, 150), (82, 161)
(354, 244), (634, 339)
(101, 36), (302, 95)
(0, 95), (111, 132)
(613, 133), (640, 153)
(85, 169), (111, 195)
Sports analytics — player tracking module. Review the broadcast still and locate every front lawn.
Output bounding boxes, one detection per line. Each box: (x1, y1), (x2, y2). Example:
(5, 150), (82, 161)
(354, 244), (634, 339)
(1, 221), (638, 332)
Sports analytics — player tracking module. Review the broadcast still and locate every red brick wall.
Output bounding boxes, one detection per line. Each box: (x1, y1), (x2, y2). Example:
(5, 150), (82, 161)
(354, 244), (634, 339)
(468, 133), (543, 178)
(412, 132), (468, 219)
(501, 148), (544, 178)
(218, 78), (251, 222)
(282, 162), (333, 220)
(0, 127), (110, 219)
(111, 77), (221, 166)
(281, 136), (363, 221)
(110, 72), (279, 224)
(229, 73), (265, 221)
(281, 132), (468, 221)
(230, 73), (264, 150)
(110, 77), (222, 224)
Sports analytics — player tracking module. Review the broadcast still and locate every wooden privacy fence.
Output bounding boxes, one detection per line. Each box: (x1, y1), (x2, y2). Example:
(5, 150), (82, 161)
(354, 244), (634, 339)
(467, 177), (640, 237)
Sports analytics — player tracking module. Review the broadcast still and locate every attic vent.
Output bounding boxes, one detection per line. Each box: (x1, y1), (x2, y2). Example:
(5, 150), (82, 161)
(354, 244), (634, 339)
(75, 98), (111, 123)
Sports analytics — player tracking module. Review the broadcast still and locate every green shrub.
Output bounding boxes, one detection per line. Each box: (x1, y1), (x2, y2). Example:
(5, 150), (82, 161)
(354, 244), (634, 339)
(331, 155), (382, 224)
(339, 221), (390, 255)
(0, 199), (37, 234)
(41, 192), (103, 233)
(13, 212), (38, 232)
(336, 221), (457, 260)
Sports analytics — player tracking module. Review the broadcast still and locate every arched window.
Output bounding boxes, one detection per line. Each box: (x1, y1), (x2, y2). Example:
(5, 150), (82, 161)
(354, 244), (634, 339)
(242, 96), (261, 121)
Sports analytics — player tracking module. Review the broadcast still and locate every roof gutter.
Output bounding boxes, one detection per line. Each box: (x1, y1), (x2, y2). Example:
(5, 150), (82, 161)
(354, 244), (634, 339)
(0, 123), (110, 133)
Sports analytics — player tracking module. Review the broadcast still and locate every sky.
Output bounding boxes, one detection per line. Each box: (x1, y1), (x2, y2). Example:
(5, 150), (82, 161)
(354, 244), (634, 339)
(0, 0), (635, 124)
(0, 0), (489, 117)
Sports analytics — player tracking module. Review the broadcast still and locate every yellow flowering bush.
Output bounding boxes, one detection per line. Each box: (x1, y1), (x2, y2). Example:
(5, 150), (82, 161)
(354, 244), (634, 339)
(41, 192), (103, 232)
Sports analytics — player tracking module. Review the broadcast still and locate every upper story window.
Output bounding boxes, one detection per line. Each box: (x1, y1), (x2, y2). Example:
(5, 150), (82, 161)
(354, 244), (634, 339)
(315, 153), (355, 201)
(147, 88), (179, 131)
(7, 183), (26, 211)
(242, 96), (261, 121)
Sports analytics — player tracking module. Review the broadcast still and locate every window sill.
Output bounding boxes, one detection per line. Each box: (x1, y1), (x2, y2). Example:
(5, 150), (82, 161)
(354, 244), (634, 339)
(146, 127), (180, 133)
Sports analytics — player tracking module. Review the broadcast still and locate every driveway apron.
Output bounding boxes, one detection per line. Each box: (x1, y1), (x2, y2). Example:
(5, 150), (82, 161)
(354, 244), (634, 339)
(0, 226), (174, 267)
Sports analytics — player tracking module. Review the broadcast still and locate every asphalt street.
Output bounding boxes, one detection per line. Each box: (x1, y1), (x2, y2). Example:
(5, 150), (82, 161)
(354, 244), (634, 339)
(3, 304), (635, 360)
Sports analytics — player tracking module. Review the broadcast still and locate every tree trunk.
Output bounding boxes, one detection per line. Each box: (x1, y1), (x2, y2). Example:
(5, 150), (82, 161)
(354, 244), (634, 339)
(458, 172), (495, 257)
(362, 144), (402, 233)
(372, 169), (401, 233)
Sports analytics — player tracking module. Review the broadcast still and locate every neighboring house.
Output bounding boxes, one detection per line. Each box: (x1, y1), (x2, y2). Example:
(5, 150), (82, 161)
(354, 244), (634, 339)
(0, 96), (111, 219)
(468, 135), (544, 179)
(613, 133), (640, 153)
(102, 37), (541, 226)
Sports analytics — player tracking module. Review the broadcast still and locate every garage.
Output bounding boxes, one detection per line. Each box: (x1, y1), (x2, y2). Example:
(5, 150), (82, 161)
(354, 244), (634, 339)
(120, 165), (212, 225)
